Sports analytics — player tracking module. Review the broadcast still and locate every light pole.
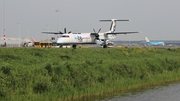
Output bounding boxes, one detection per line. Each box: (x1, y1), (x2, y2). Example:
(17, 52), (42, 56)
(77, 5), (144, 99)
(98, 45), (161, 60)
(47, 25), (49, 40)
(3, 0), (6, 43)
(47, 25), (49, 31)
(27, 25), (29, 39)
(56, 9), (60, 32)
(0, 25), (2, 44)
(43, 29), (45, 40)
(18, 23), (20, 47)
(47, 25), (50, 47)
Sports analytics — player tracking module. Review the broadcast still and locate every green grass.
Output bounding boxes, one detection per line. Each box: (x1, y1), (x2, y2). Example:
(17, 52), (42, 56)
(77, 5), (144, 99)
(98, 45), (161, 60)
(0, 47), (180, 101)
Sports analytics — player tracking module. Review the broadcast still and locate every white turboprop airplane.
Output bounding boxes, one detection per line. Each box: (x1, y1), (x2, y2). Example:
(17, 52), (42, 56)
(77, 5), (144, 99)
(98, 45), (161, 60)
(42, 19), (140, 48)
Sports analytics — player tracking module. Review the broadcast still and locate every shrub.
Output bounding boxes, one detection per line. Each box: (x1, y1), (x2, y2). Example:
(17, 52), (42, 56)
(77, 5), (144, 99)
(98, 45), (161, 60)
(1, 66), (11, 75)
(33, 82), (49, 94)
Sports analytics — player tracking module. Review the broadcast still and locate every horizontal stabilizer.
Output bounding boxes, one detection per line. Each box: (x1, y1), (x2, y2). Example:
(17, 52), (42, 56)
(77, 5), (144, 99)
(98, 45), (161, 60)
(106, 31), (140, 34)
(100, 19), (130, 22)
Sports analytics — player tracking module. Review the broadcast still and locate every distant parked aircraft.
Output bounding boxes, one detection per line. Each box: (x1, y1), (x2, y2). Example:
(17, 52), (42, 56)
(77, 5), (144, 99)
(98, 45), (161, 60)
(145, 37), (165, 46)
(22, 38), (35, 47)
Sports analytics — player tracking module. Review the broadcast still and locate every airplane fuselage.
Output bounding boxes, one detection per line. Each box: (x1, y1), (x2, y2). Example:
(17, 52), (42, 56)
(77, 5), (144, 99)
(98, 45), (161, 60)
(145, 37), (165, 46)
(147, 42), (165, 46)
(56, 33), (116, 45)
(57, 33), (96, 45)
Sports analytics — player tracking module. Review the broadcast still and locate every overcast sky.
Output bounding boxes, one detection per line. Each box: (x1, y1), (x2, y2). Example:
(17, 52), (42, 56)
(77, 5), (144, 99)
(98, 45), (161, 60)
(1, 0), (180, 42)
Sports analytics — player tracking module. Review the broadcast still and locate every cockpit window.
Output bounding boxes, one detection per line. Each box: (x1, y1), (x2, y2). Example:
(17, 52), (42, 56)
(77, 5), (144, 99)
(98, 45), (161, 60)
(61, 35), (69, 38)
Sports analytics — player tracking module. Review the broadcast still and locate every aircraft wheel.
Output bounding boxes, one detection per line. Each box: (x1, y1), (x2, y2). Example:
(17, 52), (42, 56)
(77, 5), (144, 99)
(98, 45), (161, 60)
(103, 45), (107, 48)
(72, 44), (76, 49)
(59, 45), (63, 48)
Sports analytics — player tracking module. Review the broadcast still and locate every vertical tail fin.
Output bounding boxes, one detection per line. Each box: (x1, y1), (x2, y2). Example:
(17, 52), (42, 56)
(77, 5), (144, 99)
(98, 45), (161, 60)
(145, 37), (150, 42)
(31, 37), (35, 42)
(100, 19), (129, 33)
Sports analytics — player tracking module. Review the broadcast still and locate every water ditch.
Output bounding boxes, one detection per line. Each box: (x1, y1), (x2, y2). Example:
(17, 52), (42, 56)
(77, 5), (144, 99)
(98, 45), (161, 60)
(99, 82), (180, 101)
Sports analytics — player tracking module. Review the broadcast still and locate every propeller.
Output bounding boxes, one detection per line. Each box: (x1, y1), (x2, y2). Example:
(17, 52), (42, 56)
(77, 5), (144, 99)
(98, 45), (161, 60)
(93, 28), (101, 40)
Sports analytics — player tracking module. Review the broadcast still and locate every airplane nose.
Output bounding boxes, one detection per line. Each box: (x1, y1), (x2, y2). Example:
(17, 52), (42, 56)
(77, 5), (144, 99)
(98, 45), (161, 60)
(57, 38), (63, 43)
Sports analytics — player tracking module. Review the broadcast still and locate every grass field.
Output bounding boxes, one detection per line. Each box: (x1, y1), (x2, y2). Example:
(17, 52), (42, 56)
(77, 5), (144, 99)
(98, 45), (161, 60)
(0, 47), (180, 101)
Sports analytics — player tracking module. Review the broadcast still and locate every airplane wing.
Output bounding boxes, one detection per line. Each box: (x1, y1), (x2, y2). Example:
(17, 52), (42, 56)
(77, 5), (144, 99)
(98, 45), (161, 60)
(42, 31), (64, 34)
(42, 28), (70, 34)
(106, 32), (140, 34)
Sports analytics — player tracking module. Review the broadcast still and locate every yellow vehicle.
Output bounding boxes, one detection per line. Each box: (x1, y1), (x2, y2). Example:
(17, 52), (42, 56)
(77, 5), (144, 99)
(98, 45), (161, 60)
(34, 41), (52, 48)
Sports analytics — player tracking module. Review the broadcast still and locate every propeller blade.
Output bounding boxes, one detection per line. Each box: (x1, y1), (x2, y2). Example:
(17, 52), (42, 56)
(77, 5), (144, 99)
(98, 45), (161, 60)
(93, 29), (96, 33)
(59, 31), (64, 34)
(98, 28), (101, 33)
